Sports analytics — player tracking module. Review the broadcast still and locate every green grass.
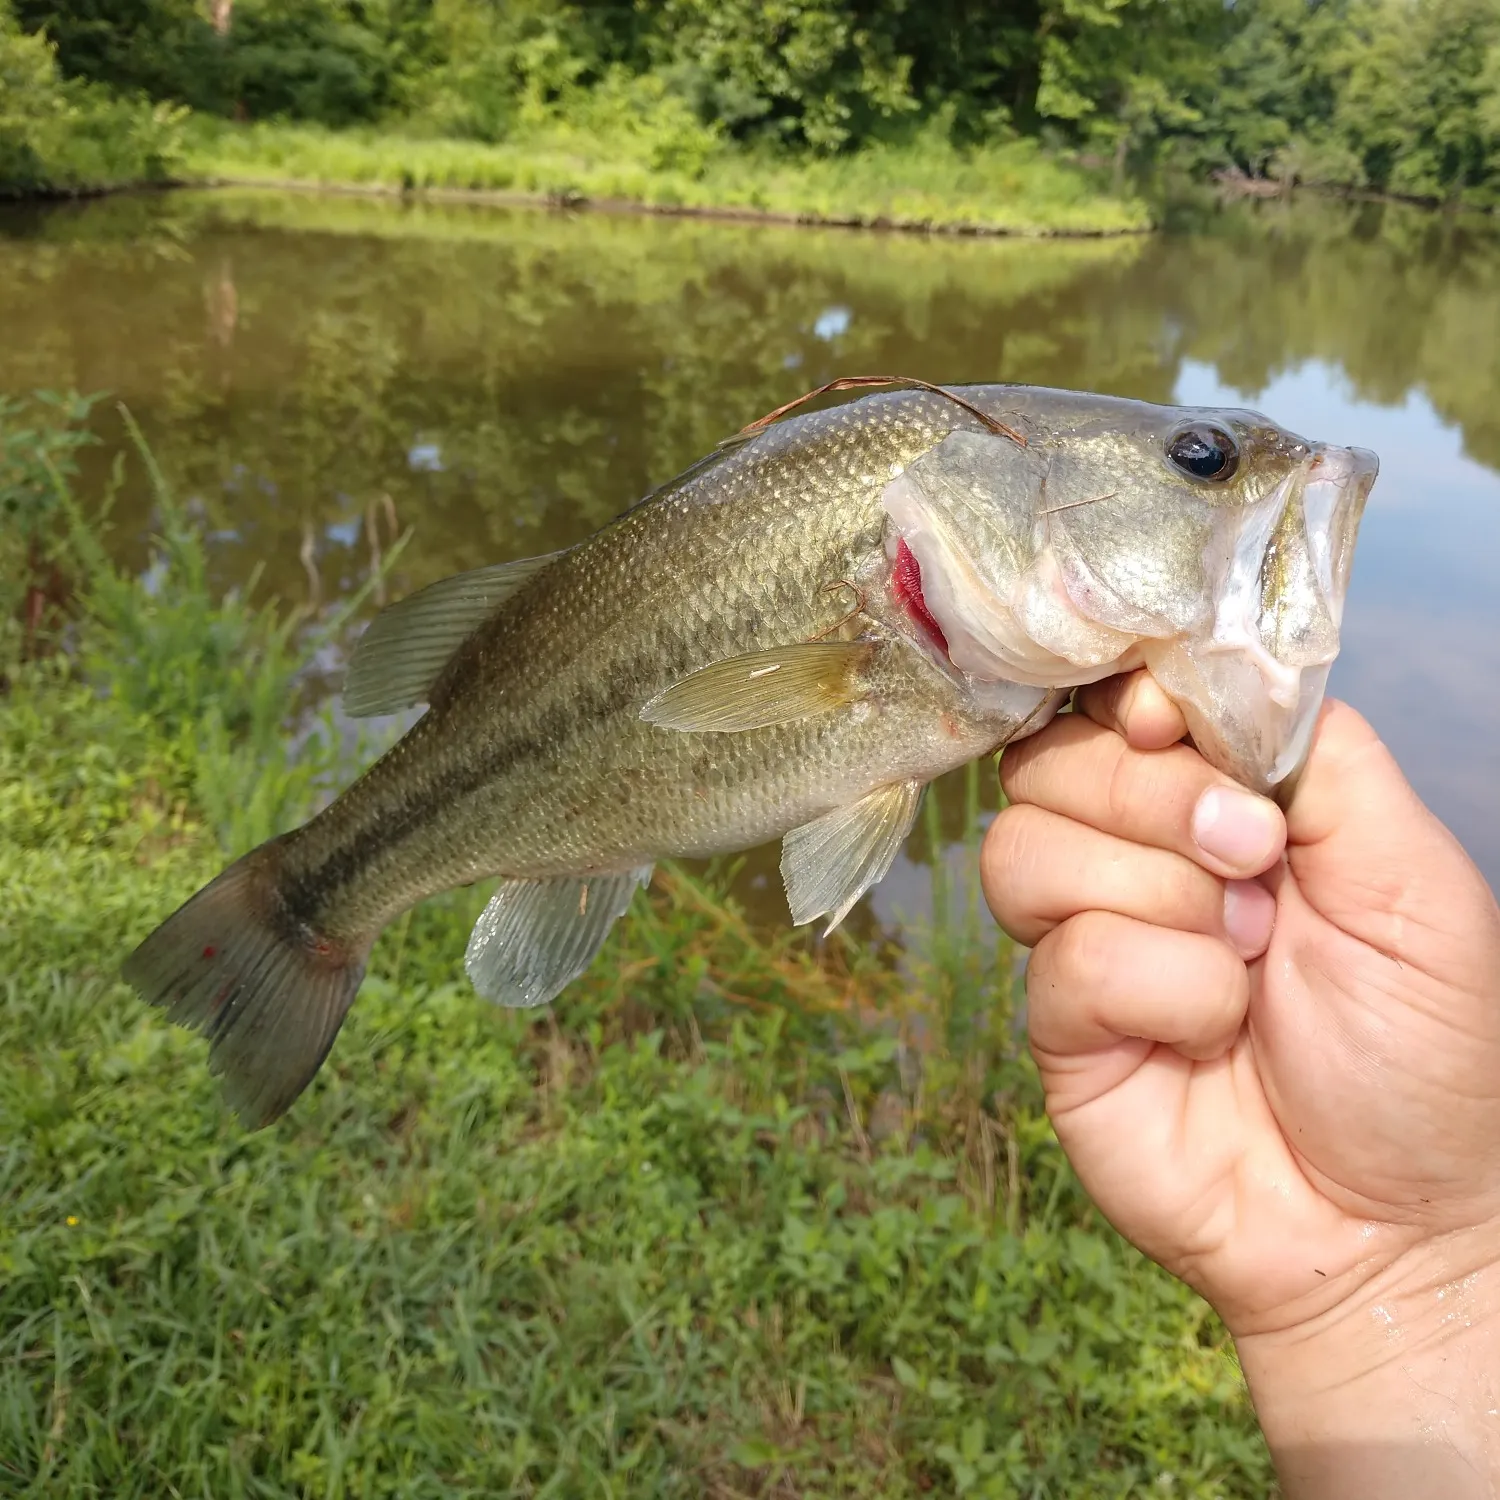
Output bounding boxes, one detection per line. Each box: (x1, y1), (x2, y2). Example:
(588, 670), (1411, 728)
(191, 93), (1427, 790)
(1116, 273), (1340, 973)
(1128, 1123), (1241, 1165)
(180, 119), (1153, 237)
(0, 410), (1270, 1496)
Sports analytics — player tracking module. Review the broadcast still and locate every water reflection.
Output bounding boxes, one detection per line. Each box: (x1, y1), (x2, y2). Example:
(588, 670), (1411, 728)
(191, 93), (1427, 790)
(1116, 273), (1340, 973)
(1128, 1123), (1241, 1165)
(0, 188), (1494, 909)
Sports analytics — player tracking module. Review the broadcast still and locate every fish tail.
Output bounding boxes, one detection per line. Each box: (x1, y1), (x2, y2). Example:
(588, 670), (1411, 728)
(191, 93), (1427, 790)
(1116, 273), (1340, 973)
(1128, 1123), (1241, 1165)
(121, 841), (370, 1129)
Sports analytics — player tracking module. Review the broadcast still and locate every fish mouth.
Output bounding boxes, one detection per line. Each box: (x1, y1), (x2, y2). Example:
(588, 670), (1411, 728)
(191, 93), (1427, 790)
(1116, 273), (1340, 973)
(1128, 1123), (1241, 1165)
(1141, 443), (1377, 795)
(879, 437), (1377, 797)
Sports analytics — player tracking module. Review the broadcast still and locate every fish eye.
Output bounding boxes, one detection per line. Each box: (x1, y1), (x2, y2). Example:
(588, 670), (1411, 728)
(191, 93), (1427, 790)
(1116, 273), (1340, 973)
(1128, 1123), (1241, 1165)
(1166, 425), (1239, 482)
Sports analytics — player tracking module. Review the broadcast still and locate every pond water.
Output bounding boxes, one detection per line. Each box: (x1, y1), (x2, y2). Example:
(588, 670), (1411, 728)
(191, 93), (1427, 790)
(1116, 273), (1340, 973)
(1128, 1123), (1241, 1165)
(1, 188), (1496, 928)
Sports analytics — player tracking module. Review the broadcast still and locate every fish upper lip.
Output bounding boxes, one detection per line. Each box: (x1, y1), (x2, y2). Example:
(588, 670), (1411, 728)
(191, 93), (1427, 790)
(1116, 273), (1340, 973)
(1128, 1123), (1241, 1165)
(1305, 443), (1379, 488)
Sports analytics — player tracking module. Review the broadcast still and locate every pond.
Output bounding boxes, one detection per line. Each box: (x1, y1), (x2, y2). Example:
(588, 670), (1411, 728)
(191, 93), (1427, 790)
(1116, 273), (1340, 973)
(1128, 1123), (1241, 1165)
(1, 187), (1496, 925)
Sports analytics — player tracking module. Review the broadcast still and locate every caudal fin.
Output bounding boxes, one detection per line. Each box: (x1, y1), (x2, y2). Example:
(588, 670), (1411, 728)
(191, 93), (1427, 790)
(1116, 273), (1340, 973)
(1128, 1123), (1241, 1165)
(121, 847), (369, 1128)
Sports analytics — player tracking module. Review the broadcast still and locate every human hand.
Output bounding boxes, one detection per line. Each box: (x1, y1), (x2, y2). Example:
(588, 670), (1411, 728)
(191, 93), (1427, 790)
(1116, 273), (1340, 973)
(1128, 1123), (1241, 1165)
(982, 673), (1500, 1494)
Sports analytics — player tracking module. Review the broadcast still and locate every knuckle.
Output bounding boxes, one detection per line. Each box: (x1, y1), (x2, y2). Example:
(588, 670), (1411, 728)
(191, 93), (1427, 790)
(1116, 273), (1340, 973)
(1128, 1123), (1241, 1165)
(996, 737), (1036, 802)
(982, 801), (1026, 869)
(981, 805), (1043, 910)
(1048, 912), (1115, 994)
(1023, 927), (1071, 1016)
(982, 805), (1067, 939)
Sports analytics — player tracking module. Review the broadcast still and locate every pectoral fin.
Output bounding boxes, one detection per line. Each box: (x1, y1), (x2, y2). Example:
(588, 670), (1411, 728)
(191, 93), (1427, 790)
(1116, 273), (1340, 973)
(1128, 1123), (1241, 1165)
(780, 779), (924, 935)
(464, 866), (653, 1009)
(343, 552), (563, 717)
(640, 642), (874, 733)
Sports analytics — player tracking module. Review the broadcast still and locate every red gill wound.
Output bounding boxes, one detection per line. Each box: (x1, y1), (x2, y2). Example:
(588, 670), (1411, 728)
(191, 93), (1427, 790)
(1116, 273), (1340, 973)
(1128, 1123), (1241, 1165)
(892, 538), (949, 654)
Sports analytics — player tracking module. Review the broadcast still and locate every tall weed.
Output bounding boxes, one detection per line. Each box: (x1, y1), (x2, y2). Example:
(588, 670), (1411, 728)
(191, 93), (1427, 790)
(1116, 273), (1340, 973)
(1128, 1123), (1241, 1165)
(15, 399), (405, 853)
(0, 389), (99, 668)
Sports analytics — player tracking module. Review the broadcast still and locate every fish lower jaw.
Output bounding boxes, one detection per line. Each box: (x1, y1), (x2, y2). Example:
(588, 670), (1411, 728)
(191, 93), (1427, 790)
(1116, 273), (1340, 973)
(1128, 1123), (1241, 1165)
(1197, 628), (1306, 709)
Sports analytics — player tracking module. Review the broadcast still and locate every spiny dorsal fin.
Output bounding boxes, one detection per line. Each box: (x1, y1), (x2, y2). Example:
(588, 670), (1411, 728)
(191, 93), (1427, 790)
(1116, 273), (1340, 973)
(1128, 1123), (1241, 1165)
(780, 779), (924, 935)
(343, 552), (562, 718)
(465, 866), (653, 1009)
(639, 641), (875, 734)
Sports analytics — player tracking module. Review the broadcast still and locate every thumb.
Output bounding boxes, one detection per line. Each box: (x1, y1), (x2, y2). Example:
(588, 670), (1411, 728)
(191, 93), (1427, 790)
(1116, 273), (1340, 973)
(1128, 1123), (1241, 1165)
(1281, 700), (1499, 980)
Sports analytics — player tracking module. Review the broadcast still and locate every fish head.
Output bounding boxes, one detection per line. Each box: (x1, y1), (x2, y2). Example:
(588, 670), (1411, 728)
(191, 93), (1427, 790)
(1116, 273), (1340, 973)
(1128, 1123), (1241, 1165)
(878, 389), (1378, 795)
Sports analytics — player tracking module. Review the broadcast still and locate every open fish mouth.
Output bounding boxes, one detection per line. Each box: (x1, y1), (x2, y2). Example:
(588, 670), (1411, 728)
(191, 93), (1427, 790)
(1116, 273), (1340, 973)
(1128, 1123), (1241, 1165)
(1142, 443), (1378, 795)
(880, 435), (1378, 797)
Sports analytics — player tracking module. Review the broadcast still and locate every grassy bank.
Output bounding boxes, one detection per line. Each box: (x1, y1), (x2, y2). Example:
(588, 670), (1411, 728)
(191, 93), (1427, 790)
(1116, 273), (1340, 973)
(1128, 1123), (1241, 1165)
(0, 9), (1151, 237)
(178, 120), (1152, 236)
(0, 405), (1269, 1496)
(0, 0), (1144, 236)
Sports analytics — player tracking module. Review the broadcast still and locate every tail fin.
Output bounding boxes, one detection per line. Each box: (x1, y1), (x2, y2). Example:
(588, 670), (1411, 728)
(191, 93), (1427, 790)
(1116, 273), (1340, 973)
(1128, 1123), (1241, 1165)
(121, 846), (369, 1129)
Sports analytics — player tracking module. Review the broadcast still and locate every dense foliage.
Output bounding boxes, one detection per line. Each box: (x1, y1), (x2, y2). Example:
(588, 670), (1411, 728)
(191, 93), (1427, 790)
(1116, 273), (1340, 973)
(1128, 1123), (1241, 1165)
(0, 3), (182, 197)
(10, 0), (1500, 203)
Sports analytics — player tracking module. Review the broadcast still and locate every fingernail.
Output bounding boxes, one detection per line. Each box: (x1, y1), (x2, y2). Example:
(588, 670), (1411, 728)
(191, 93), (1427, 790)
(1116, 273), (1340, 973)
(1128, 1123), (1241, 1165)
(1223, 879), (1276, 959)
(1192, 786), (1282, 871)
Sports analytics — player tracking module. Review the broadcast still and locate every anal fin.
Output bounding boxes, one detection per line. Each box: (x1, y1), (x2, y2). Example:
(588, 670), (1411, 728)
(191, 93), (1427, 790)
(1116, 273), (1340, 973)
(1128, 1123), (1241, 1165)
(465, 866), (653, 1009)
(343, 552), (562, 718)
(780, 779), (924, 936)
(640, 641), (874, 733)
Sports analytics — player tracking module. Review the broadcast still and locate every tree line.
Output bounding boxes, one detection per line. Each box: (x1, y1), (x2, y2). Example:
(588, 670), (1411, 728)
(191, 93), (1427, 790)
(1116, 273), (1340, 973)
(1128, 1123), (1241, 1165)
(7, 0), (1500, 205)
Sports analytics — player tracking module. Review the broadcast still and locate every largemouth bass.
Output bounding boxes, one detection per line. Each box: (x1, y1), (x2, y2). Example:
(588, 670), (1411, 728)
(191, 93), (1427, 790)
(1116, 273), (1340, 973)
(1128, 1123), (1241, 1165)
(123, 381), (1378, 1126)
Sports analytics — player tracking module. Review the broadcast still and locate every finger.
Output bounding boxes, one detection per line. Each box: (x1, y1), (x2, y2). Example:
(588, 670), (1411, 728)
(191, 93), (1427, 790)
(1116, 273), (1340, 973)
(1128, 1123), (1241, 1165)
(982, 803), (1275, 959)
(1000, 713), (1286, 880)
(1075, 670), (1187, 750)
(1284, 699), (1500, 979)
(1027, 910), (1251, 1063)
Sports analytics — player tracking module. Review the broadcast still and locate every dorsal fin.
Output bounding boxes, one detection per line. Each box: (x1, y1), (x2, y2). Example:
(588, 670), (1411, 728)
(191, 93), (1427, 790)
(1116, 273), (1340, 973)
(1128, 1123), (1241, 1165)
(343, 552), (561, 717)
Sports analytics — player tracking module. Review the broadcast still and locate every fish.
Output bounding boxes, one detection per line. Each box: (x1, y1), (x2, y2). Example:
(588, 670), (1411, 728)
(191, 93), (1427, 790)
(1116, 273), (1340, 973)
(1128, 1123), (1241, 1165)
(122, 378), (1378, 1127)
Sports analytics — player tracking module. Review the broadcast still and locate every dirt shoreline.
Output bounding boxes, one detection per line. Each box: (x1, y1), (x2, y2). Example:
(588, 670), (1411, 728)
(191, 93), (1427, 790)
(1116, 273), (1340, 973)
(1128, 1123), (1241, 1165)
(9, 169), (1484, 234)
(3, 172), (1156, 239)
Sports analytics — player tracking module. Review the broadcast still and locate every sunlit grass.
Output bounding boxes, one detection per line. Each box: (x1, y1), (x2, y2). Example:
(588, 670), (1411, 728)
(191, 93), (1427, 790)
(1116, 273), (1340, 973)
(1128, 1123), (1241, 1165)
(181, 119), (1153, 237)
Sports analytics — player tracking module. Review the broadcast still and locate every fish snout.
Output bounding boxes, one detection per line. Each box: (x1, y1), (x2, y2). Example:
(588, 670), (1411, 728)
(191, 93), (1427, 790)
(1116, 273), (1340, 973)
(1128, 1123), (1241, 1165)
(1304, 443), (1379, 485)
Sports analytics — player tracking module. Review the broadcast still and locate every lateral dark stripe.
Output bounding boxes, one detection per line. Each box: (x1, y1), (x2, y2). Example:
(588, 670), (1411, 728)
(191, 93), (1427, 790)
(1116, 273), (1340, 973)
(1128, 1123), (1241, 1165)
(279, 648), (684, 925)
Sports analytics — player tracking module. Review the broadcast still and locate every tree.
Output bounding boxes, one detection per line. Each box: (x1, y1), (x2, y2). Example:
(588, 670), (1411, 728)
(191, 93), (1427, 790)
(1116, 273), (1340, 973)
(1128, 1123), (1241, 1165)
(1034, 0), (1231, 181)
(1336, 0), (1500, 201)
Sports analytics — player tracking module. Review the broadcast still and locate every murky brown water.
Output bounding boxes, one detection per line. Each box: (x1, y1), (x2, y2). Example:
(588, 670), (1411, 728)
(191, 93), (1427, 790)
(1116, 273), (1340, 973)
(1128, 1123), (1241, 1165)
(2, 187), (1497, 919)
